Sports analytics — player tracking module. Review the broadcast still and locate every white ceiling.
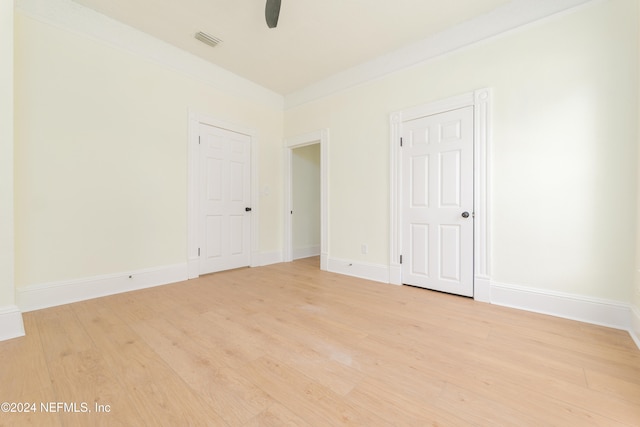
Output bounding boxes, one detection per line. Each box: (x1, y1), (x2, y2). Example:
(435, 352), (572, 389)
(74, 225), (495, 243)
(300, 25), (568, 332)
(67, 0), (593, 97)
(69, 0), (514, 95)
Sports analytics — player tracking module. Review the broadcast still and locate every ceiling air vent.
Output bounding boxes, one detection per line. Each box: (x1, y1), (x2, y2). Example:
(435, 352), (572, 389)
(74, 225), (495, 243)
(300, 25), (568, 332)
(194, 31), (222, 48)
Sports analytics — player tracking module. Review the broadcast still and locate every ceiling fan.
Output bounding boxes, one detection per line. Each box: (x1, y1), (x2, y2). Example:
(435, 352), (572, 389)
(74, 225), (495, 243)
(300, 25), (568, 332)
(265, 0), (281, 28)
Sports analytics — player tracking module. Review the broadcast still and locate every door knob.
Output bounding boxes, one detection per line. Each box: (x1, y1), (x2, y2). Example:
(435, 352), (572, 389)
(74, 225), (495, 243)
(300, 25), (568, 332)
(461, 211), (470, 218)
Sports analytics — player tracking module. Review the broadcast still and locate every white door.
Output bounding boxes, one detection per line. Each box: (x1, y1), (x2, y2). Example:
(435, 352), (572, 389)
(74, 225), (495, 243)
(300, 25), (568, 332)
(401, 106), (474, 296)
(199, 123), (251, 274)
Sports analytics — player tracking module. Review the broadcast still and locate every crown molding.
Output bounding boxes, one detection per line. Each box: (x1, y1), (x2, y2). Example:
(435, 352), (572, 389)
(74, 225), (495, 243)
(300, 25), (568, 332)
(14, 0), (600, 111)
(284, 0), (596, 109)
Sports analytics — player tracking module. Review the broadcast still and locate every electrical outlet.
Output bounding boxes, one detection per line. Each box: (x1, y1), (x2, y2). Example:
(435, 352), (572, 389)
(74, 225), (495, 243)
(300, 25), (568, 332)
(361, 244), (368, 255)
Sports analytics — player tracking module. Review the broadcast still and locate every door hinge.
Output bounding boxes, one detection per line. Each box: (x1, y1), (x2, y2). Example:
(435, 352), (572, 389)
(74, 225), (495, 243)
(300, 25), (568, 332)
(400, 255), (403, 264)
(400, 137), (403, 147)
(198, 136), (201, 145)
(198, 248), (200, 256)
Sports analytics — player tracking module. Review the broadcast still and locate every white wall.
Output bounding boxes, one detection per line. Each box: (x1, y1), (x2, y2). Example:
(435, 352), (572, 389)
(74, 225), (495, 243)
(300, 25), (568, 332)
(0, 0), (14, 306)
(13, 5), (284, 291)
(633, 0), (640, 345)
(292, 144), (321, 258)
(0, 0), (25, 339)
(284, 0), (638, 303)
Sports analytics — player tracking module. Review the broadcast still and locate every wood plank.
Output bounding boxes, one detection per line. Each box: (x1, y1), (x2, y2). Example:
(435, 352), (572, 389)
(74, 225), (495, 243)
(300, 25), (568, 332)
(345, 385), (466, 426)
(242, 402), (313, 427)
(0, 313), (62, 427)
(34, 305), (148, 427)
(206, 309), (365, 396)
(130, 317), (269, 426)
(0, 257), (638, 426)
(243, 356), (389, 426)
(69, 299), (228, 426)
(586, 369), (640, 405)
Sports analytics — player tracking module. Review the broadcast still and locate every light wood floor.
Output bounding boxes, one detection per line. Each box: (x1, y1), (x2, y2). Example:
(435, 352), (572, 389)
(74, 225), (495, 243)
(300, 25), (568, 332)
(1, 257), (639, 426)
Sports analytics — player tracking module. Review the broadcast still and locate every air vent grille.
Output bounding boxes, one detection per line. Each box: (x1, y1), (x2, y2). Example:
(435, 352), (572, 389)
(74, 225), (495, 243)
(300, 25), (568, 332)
(195, 31), (222, 48)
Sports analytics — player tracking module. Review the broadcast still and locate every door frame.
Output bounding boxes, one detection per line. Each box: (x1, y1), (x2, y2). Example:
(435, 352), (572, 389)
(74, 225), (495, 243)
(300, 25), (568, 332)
(284, 129), (329, 271)
(389, 89), (491, 301)
(187, 111), (259, 279)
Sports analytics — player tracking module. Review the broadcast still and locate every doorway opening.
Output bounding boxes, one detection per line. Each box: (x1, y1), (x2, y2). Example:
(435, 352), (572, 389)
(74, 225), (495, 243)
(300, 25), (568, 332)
(284, 129), (329, 270)
(291, 143), (321, 260)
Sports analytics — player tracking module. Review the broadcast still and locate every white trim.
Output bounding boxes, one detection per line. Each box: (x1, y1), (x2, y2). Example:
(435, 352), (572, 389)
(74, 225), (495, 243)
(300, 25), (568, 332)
(293, 246), (321, 260)
(187, 112), (200, 279)
(327, 257), (393, 285)
(631, 306), (640, 350)
(473, 277), (492, 303)
(491, 281), (632, 331)
(258, 251), (284, 267)
(0, 0), (17, 342)
(17, 264), (188, 313)
(250, 128), (260, 268)
(473, 90), (492, 281)
(16, 0), (283, 110)
(389, 265), (402, 286)
(187, 111), (260, 278)
(0, 306), (25, 342)
(284, 129), (329, 271)
(389, 113), (401, 285)
(284, 0), (595, 109)
(390, 88), (491, 297)
(397, 92), (475, 121)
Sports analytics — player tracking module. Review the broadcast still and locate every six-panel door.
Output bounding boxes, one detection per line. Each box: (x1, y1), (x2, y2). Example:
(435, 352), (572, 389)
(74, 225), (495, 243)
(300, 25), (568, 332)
(199, 123), (251, 274)
(401, 106), (474, 296)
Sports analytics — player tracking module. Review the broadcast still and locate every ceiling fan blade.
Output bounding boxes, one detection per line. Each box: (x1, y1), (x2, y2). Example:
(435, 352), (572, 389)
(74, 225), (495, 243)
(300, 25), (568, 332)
(265, 0), (281, 28)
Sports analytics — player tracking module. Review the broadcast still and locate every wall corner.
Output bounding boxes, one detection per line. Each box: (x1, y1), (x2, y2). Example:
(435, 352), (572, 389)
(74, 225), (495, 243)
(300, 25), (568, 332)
(0, 0), (20, 342)
(0, 306), (25, 342)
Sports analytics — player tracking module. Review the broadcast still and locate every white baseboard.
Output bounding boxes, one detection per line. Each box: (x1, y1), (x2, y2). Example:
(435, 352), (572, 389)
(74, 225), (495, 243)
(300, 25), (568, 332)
(17, 263), (189, 312)
(293, 245), (321, 260)
(490, 281), (632, 331)
(320, 252), (329, 271)
(631, 306), (640, 350)
(474, 276), (491, 303)
(389, 264), (402, 285)
(189, 250), (283, 277)
(0, 305), (25, 342)
(187, 257), (199, 279)
(258, 251), (283, 267)
(327, 257), (392, 284)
